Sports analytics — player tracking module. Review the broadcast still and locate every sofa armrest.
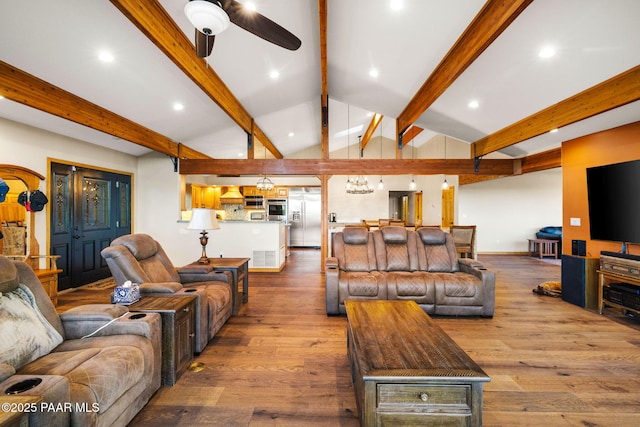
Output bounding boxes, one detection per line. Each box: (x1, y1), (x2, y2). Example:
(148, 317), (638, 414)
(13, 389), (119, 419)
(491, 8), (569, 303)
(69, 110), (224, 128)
(458, 260), (496, 317)
(60, 304), (161, 341)
(325, 257), (340, 315)
(0, 363), (15, 383)
(179, 270), (231, 284)
(139, 281), (183, 294)
(458, 258), (486, 270)
(325, 257), (339, 270)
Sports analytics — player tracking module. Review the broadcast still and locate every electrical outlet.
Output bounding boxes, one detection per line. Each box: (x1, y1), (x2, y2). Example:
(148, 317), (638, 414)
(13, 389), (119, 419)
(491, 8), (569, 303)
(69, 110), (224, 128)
(570, 217), (581, 226)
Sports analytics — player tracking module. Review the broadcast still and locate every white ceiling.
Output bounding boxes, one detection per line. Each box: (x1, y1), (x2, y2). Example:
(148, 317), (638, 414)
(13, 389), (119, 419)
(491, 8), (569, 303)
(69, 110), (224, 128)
(0, 0), (639, 160)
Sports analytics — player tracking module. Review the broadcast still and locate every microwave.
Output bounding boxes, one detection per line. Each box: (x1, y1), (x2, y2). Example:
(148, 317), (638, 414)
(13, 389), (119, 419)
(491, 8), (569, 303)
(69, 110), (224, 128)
(244, 195), (264, 209)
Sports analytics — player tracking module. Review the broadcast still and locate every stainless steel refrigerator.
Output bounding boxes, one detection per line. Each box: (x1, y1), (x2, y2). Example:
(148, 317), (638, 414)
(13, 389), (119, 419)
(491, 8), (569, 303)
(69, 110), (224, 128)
(288, 187), (321, 248)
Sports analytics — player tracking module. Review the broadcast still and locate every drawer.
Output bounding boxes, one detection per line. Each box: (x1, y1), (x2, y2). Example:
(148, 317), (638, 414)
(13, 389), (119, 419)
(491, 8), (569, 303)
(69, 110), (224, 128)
(377, 412), (470, 427)
(377, 384), (471, 413)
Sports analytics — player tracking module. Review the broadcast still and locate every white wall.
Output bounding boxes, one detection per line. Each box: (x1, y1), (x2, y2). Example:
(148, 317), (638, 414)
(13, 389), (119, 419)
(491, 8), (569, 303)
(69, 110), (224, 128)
(458, 168), (562, 253)
(2, 117), (563, 264)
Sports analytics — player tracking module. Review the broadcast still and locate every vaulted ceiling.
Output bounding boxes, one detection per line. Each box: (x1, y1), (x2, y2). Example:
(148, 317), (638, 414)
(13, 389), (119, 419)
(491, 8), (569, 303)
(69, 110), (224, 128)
(1, 0), (639, 167)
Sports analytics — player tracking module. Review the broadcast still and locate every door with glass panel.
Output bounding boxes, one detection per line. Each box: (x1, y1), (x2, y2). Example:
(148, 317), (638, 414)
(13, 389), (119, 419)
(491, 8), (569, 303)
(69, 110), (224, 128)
(50, 163), (131, 289)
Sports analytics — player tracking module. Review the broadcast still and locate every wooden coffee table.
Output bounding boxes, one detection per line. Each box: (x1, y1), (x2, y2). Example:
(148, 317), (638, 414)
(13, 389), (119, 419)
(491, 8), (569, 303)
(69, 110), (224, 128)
(345, 300), (490, 426)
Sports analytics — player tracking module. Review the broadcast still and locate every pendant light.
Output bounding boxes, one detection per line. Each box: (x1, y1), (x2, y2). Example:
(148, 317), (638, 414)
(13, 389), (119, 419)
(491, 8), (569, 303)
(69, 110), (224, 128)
(442, 136), (449, 190)
(256, 143), (274, 191)
(346, 135), (374, 194)
(409, 138), (416, 190)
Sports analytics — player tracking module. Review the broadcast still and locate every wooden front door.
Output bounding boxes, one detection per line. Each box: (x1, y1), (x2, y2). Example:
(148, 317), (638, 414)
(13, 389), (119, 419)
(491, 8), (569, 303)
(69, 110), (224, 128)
(50, 163), (131, 289)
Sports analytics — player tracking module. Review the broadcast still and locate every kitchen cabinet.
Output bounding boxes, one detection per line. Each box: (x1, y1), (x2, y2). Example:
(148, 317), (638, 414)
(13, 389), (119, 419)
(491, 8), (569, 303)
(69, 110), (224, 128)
(191, 185), (221, 209)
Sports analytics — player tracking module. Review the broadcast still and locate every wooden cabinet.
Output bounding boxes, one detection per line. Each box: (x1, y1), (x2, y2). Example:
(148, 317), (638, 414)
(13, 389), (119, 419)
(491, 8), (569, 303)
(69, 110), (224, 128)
(598, 253), (640, 315)
(191, 185), (221, 209)
(130, 296), (196, 386)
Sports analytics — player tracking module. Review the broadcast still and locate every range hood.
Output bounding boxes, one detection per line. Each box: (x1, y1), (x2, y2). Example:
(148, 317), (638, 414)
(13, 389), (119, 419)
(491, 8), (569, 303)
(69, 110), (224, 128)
(220, 186), (244, 204)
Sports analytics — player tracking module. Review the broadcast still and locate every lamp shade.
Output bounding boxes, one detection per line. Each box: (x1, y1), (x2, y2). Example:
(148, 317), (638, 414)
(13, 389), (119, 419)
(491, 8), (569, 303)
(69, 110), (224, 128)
(187, 208), (220, 231)
(184, 0), (230, 35)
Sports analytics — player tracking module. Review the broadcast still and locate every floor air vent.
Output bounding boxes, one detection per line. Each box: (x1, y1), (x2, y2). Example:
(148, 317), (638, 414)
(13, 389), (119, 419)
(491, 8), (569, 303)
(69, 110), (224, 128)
(252, 250), (277, 267)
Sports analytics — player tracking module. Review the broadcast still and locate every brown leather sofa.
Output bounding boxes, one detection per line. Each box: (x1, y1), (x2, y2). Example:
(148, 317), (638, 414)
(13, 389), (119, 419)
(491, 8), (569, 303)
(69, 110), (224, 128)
(101, 233), (233, 354)
(0, 255), (161, 426)
(326, 226), (495, 317)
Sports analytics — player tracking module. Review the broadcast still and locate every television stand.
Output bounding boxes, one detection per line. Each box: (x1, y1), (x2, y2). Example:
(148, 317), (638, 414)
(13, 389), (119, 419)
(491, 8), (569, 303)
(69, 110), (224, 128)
(598, 252), (640, 315)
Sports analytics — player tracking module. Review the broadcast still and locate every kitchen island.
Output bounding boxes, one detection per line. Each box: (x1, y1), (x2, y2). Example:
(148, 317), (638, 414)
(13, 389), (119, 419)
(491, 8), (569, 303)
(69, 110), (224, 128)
(213, 220), (286, 272)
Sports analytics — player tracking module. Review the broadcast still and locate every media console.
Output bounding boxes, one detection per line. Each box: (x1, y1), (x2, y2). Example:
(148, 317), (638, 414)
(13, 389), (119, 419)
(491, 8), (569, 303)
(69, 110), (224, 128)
(598, 251), (640, 315)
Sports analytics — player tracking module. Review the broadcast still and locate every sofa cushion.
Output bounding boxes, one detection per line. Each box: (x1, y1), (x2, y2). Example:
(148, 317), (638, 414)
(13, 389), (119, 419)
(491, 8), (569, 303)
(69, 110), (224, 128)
(342, 227), (369, 245)
(381, 226), (408, 243)
(418, 227), (446, 245)
(112, 234), (158, 261)
(344, 273), (382, 297)
(21, 345), (145, 414)
(344, 244), (372, 272)
(0, 284), (64, 370)
(0, 256), (19, 294)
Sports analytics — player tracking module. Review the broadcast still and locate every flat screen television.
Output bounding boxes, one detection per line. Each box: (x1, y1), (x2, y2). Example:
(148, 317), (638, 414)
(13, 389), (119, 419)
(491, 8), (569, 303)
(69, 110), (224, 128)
(586, 159), (640, 248)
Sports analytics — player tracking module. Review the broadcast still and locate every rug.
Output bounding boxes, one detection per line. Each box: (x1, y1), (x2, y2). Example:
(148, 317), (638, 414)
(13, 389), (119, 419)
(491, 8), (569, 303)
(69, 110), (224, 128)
(82, 277), (116, 290)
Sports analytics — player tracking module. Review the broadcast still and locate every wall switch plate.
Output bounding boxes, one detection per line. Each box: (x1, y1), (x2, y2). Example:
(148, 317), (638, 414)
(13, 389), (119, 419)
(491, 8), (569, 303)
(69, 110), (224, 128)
(570, 217), (581, 226)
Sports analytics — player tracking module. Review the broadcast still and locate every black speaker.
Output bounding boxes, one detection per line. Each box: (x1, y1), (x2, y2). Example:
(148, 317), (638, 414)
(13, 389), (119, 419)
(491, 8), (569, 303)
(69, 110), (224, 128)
(571, 239), (586, 256)
(561, 255), (599, 309)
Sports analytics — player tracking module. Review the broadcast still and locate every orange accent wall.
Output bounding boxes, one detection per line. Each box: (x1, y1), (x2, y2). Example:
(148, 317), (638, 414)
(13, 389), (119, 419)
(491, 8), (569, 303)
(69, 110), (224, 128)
(562, 121), (640, 257)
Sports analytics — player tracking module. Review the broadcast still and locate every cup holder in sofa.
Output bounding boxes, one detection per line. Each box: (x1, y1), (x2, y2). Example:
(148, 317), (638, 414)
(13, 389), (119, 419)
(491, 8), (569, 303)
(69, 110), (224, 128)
(183, 289), (197, 293)
(5, 378), (43, 395)
(129, 313), (147, 320)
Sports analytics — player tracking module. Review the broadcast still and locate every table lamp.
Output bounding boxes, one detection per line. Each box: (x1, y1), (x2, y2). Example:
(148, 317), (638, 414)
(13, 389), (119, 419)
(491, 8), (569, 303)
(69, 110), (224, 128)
(187, 208), (220, 264)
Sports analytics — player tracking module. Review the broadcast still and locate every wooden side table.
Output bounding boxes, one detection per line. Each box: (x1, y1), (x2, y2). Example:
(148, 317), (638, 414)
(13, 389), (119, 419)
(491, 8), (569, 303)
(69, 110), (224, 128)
(129, 295), (196, 386)
(205, 258), (250, 315)
(527, 238), (558, 259)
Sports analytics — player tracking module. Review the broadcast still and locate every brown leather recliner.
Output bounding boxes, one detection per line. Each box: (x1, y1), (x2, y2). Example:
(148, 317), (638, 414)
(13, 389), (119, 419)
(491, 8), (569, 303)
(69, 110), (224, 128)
(101, 233), (233, 353)
(0, 255), (161, 426)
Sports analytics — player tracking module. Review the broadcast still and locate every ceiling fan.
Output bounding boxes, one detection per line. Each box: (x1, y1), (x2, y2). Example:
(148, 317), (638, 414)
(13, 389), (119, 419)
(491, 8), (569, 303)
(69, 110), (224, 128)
(184, 0), (302, 57)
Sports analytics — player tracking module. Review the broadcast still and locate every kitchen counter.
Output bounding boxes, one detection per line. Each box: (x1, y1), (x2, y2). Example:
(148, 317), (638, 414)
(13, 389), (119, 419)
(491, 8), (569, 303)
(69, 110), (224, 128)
(211, 220), (286, 272)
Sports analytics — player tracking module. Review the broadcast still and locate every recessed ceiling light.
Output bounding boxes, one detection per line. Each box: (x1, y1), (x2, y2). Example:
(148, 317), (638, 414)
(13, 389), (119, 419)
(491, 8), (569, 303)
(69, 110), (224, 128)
(550, 128), (558, 133)
(288, 132), (295, 137)
(369, 68), (379, 78)
(539, 46), (556, 59)
(173, 103), (184, 111)
(98, 51), (114, 62)
(390, 0), (403, 11)
(269, 70), (279, 79)
(244, 2), (256, 11)
(468, 100), (479, 109)
(0, 95), (4, 100)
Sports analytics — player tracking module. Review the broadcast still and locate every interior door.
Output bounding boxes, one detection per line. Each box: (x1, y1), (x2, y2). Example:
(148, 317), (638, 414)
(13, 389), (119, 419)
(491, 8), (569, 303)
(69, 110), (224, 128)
(441, 186), (455, 229)
(50, 163), (131, 289)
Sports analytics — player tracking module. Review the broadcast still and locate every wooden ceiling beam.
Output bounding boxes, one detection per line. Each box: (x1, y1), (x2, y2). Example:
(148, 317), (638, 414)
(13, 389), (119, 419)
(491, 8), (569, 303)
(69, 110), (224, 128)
(319, 0), (329, 160)
(180, 158), (515, 176)
(360, 113), (383, 150)
(110, 0), (283, 159)
(472, 65), (640, 157)
(460, 147), (562, 185)
(518, 147), (562, 174)
(400, 126), (424, 147)
(396, 0), (533, 137)
(0, 61), (209, 159)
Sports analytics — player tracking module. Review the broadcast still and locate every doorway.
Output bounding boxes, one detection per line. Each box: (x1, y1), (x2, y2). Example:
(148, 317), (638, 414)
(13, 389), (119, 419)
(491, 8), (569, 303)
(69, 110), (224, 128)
(50, 163), (131, 289)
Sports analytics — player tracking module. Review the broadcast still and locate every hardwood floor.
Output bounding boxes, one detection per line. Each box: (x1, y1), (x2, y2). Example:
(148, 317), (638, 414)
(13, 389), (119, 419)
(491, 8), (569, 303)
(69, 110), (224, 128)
(57, 250), (640, 426)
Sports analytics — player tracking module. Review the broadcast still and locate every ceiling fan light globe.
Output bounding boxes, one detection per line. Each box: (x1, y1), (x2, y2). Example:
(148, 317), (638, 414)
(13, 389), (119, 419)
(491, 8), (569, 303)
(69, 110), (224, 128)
(185, 0), (230, 36)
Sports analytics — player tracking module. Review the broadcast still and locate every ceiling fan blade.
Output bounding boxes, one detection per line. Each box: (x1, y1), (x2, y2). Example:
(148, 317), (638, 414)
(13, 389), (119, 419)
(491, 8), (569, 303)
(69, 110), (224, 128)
(195, 28), (215, 57)
(222, 0), (301, 51)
